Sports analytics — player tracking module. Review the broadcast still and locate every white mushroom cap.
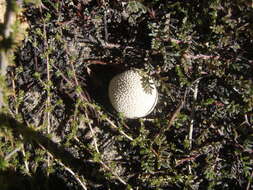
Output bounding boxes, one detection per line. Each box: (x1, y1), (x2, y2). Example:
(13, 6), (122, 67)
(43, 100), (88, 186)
(108, 70), (158, 119)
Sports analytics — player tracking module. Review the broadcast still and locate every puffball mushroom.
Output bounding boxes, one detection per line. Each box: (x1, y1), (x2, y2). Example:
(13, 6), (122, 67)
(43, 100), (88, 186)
(108, 69), (158, 119)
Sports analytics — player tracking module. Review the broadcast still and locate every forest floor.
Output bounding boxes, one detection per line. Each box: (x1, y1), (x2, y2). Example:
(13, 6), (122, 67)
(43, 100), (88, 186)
(0, 0), (253, 190)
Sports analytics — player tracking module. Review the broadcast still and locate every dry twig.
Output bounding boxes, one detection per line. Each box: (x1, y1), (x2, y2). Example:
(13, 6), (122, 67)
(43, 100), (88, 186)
(188, 80), (199, 174)
(4, 145), (22, 161)
(58, 161), (88, 190)
(189, 80), (199, 149)
(246, 170), (253, 190)
(38, 144), (88, 190)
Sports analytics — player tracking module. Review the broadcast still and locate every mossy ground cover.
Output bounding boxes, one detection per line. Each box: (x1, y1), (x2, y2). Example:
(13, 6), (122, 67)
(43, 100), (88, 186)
(0, 0), (253, 189)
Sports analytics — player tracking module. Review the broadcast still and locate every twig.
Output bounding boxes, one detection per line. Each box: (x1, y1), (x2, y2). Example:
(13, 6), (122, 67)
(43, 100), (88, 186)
(105, 117), (133, 141)
(0, 0), (17, 108)
(10, 70), (19, 114)
(167, 92), (187, 129)
(189, 81), (199, 149)
(50, 62), (73, 85)
(2, 0), (16, 40)
(4, 145), (22, 161)
(167, 85), (189, 129)
(103, 6), (108, 42)
(85, 112), (100, 154)
(21, 144), (30, 174)
(99, 160), (127, 185)
(152, 87), (189, 144)
(240, 114), (251, 126)
(90, 121), (128, 186)
(188, 80), (199, 174)
(184, 54), (219, 60)
(101, 0), (109, 42)
(0, 0), (17, 75)
(74, 135), (127, 186)
(154, 77), (204, 144)
(58, 161), (88, 190)
(42, 16), (52, 174)
(169, 77), (203, 129)
(5, 72), (30, 174)
(176, 154), (201, 167)
(38, 144), (88, 190)
(246, 169), (253, 190)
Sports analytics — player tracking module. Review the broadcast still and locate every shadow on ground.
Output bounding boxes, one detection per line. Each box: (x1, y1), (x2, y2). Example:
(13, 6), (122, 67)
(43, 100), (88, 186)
(0, 113), (126, 189)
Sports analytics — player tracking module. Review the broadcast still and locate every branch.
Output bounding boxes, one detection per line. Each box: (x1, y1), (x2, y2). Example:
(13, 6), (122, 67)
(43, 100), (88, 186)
(0, 0), (18, 109)
(0, 0), (17, 75)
